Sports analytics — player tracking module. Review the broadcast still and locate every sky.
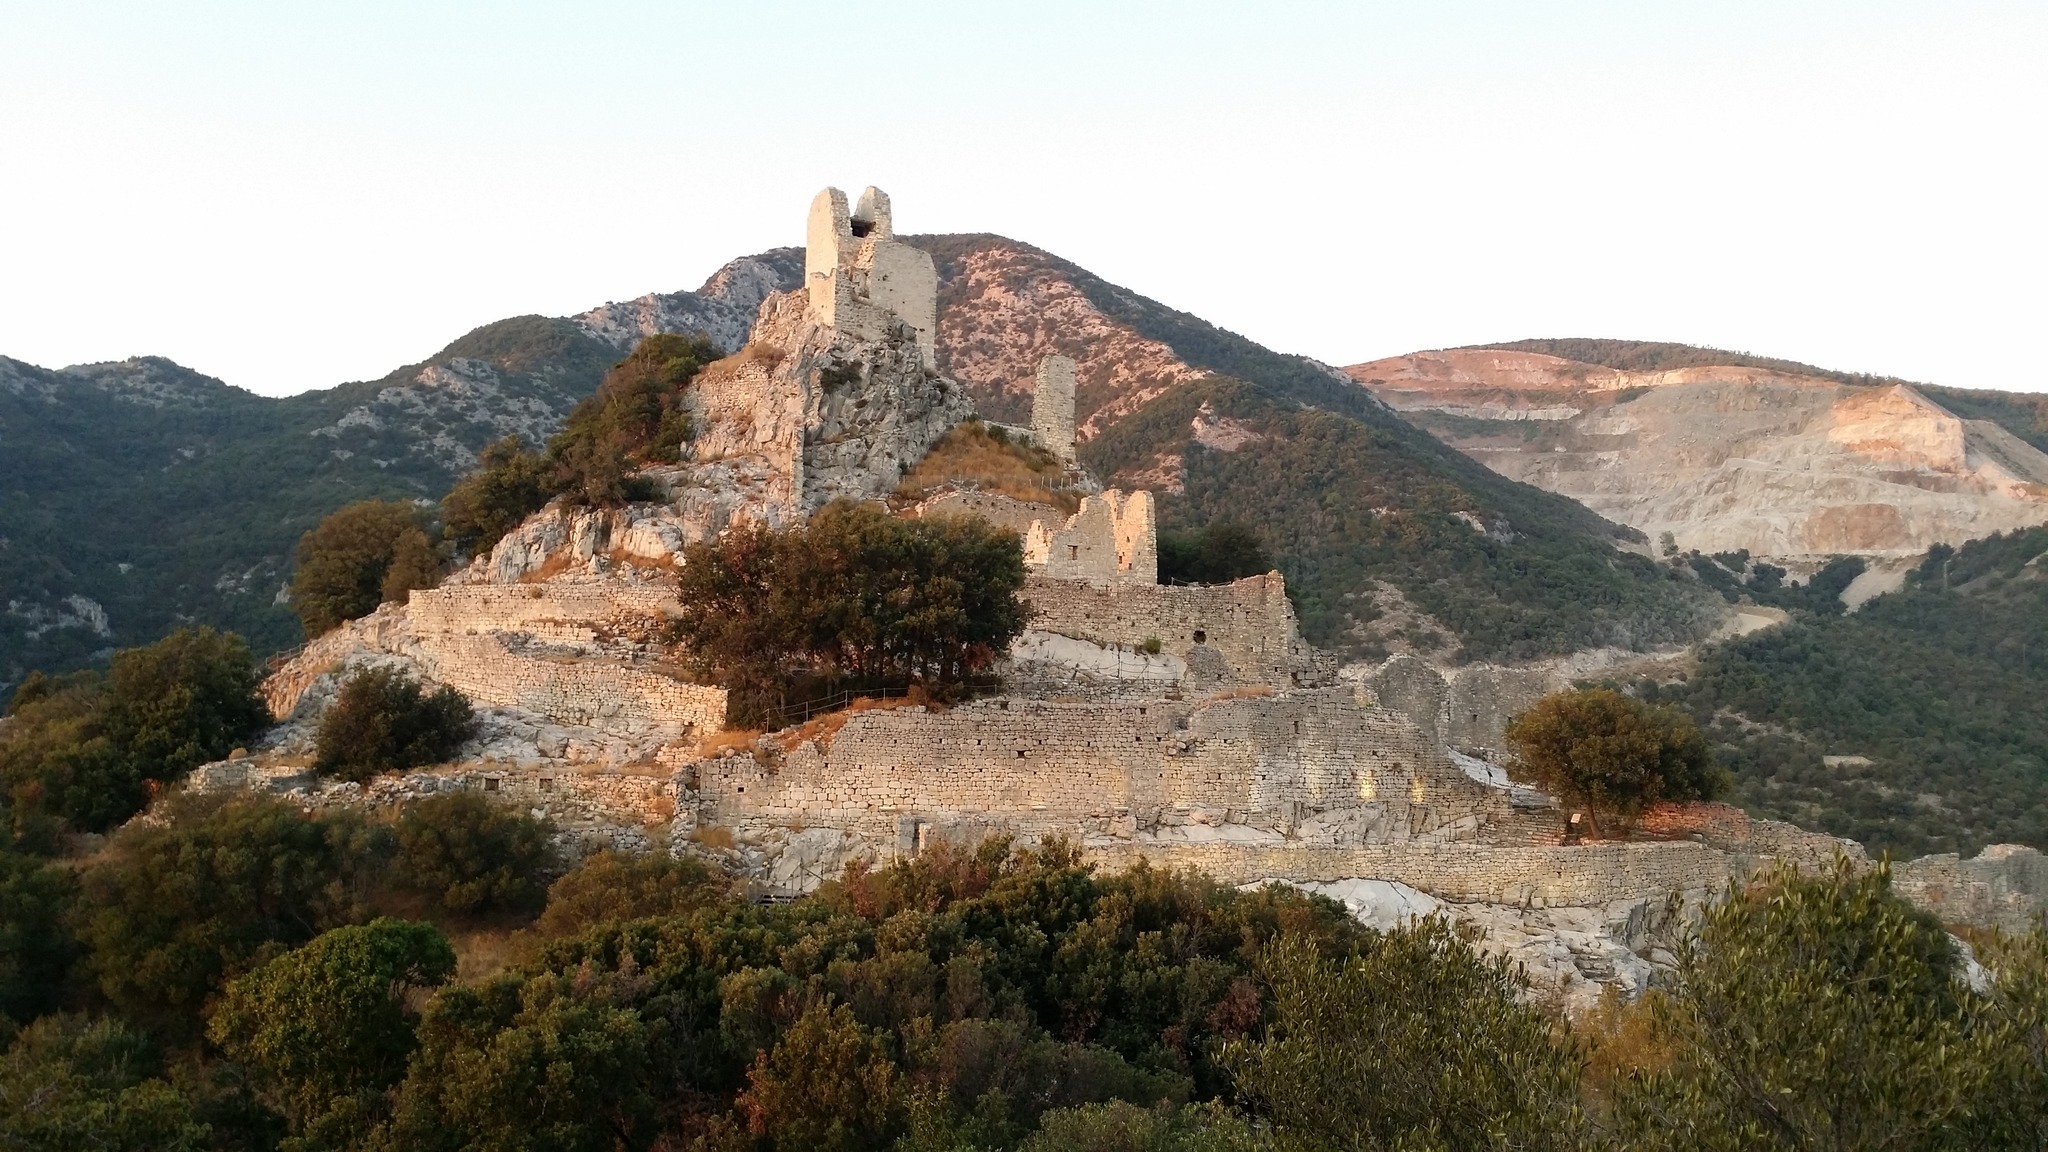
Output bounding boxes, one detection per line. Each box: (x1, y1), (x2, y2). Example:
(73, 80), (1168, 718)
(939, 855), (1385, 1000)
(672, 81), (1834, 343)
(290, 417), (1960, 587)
(1, 1), (2043, 397)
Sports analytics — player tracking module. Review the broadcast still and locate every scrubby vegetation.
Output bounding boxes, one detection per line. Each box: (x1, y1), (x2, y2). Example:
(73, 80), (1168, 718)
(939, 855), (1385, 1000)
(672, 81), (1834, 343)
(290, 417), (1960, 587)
(894, 419), (1078, 512)
(671, 500), (1030, 727)
(290, 500), (443, 638)
(1, 627), (269, 840)
(1641, 527), (2048, 857)
(6, 795), (2048, 1150)
(1505, 689), (1726, 837)
(440, 332), (724, 555)
(1157, 521), (1271, 586)
(312, 666), (476, 784)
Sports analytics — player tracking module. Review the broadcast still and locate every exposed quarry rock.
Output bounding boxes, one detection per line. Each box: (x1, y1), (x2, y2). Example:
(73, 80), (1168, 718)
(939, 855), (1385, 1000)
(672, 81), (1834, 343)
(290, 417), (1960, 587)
(1349, 349), (2048, 559)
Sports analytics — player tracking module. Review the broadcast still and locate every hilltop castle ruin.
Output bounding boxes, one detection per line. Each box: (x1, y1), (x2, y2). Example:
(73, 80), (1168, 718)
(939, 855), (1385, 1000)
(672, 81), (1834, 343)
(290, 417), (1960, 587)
(198, 186), (2048, 1015)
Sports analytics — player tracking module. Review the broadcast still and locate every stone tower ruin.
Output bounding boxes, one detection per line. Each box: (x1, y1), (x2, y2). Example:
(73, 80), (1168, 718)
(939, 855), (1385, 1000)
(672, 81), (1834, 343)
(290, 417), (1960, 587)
(805, 186), (938, 369)
(1031, 354), (1077, 464)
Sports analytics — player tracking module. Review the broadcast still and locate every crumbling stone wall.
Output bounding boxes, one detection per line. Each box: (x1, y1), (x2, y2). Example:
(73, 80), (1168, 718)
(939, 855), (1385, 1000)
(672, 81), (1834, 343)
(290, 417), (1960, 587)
(1362, 654), (1563, 757)
(412, 633), (724, 738)
(1024, 571), (1314, 686)
(1024, 490), (1158, 586)
(695, 688), (1492, 846)
(917, 491), (1066, 536)
(408, 582), (678, 643)
(1894, 846), (2048, 934)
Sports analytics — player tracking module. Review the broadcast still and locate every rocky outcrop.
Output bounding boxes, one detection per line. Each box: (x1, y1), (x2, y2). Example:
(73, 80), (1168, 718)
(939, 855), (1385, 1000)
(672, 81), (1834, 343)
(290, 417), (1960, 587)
(573, 249), (805, 354)
(1349, 349), (2048, 559)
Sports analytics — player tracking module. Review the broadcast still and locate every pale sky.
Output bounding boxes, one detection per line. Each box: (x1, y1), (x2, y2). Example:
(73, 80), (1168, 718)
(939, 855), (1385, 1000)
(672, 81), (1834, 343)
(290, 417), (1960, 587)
(2, 1), (2043, 397)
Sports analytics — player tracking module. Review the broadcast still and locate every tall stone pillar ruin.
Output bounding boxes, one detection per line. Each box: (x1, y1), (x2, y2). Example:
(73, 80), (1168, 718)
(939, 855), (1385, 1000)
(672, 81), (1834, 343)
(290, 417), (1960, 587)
(1032, 354), (1077, 464)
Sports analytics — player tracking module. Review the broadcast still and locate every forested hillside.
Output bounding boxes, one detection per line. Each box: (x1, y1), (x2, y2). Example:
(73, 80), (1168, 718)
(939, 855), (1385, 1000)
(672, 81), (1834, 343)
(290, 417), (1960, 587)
(1642, 527), (2048, 856)
(0, 319), (616, 687)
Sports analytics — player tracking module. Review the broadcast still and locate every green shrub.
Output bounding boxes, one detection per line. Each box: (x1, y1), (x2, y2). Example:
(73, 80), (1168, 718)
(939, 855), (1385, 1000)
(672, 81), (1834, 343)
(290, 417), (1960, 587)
(1609, 859), (2038, 1149)
(0, 846), (79, 1025)
(672, 499), (1029, 727)
(0, 628), (267, 835)
(390, 793), (553, 919)
(76, 795), (376, 1036)
(209, 918), (455, 1133)
(290, 500), (441, 637)
(313, 666), (475, 784)
(0, 1014), (209, 1152)
(549, 332), (718, 506)
(1223, 922), (1584, 1151)
(440, 435), (554, 558)
(535, 850), (725, 937)
(1504, 687), (1725, 836)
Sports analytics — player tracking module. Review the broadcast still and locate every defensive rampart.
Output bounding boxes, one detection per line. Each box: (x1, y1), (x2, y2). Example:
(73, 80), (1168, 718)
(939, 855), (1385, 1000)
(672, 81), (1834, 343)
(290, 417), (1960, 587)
(696, 688), (1495, 845)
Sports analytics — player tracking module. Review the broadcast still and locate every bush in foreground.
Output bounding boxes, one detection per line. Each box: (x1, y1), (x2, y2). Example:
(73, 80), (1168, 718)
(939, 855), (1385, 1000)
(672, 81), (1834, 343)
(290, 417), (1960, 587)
(391, 792), (553, 919)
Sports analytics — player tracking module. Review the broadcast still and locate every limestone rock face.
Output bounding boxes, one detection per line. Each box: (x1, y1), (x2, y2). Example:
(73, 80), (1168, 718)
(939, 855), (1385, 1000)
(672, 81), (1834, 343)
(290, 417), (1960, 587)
(482, 287), (973, 581)
(1349, 349), (2048, 559)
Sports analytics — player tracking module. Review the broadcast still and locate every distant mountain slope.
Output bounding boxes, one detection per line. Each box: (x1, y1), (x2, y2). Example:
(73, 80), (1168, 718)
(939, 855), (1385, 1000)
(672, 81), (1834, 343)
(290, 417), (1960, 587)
(0, 255), (801, 688)
(911, 236), (1719, 661)
(3, 238), (1719, 683)
(1348, 345), (2048, 558)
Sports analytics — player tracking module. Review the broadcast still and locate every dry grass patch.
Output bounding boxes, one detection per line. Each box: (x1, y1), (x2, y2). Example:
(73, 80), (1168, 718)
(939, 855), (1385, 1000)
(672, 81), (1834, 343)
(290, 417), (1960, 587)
(696, 727), (764, 758)
(896, 420), (1079, 511)
(774, 690), (940, 753)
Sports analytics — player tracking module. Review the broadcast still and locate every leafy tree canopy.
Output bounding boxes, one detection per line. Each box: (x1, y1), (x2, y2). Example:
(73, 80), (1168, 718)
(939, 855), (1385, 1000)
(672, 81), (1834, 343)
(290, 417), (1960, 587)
(0, 627), (267, 837)
(208, 918), (455, 1135)
(440, 332), (725, 557)
(290, 499), (441, 638)
(0, 1014), (210, 1152)
(671, 500), (1030, 727)
(1504, 688), (1725, 835)
(1609, 859), (2044, 1151)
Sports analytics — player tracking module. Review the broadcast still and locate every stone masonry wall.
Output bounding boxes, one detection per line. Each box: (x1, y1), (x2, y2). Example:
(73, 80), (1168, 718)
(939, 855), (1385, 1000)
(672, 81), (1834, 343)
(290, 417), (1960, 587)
(696, 688), (1495, 847)
(408, 582), (678, 642)
(1025, 571), (1314, 686)
(413, 633), (724, 738)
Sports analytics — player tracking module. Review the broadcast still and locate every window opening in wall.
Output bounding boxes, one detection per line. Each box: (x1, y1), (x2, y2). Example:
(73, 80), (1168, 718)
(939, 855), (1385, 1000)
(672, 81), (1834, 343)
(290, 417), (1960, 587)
(1293, 720), (1300, 734)
(484, 777), (500, 792)
(539, 778), (553, 791)
(1193, 630), (1206, 643)
(1471, 713), (1480, 723)
(1016, 750), (1026, 758)
(1068, 545), (1079, 560)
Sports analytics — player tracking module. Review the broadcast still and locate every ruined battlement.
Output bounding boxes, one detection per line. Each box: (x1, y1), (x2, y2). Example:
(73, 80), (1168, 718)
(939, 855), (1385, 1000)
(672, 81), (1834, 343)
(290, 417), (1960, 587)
(695, 686), (1490, 847)
(806, 186), (938, 368)
(1024, 489), (1158, 586)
